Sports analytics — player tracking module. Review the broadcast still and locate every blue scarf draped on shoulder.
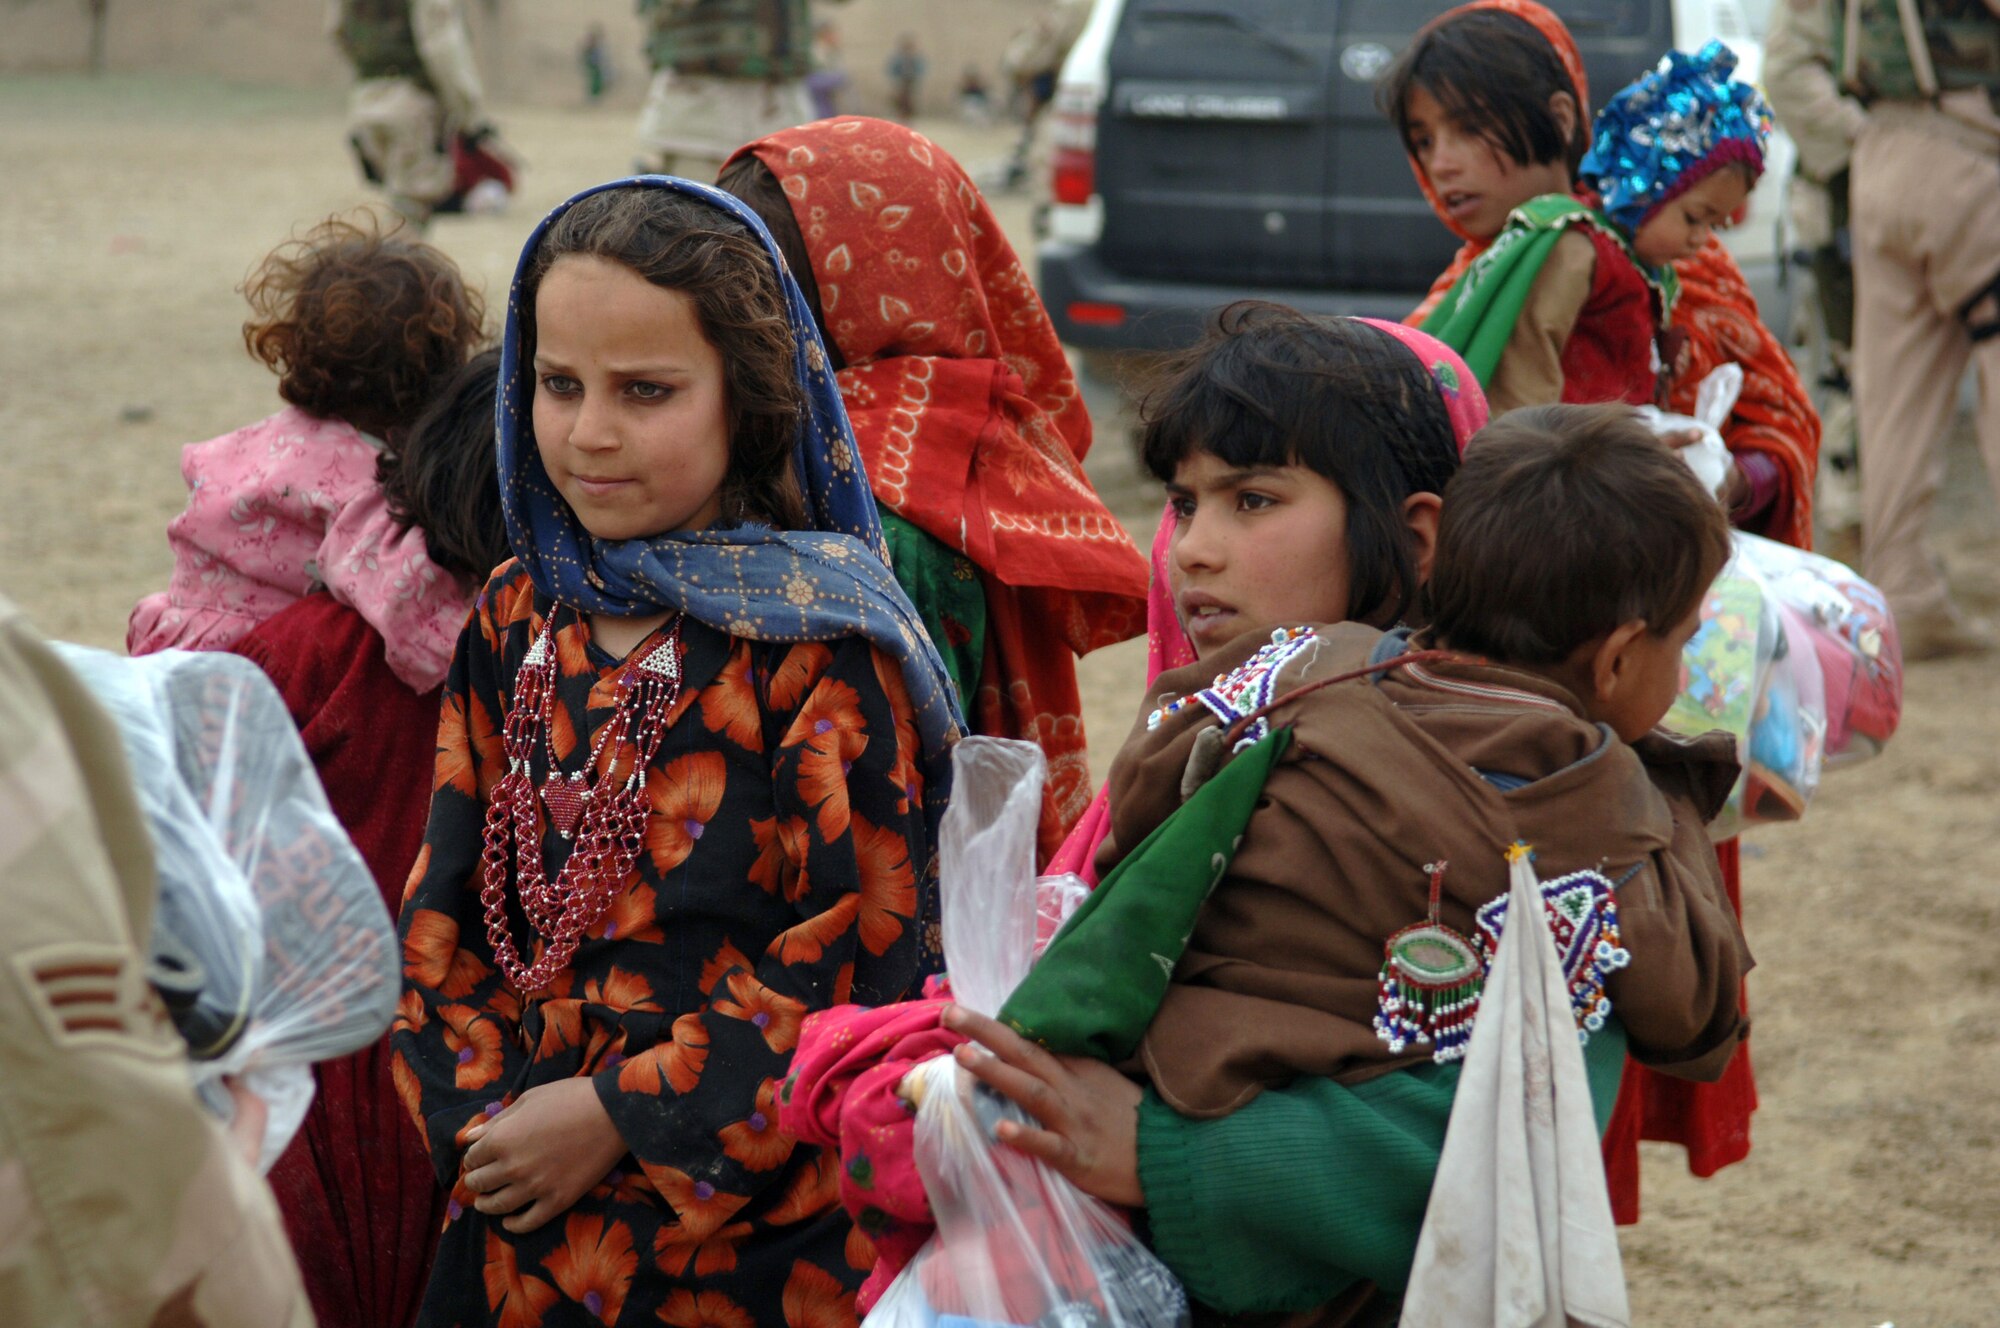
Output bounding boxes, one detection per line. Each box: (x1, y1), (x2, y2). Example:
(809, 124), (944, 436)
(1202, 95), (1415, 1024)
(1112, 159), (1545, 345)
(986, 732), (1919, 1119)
(496, 175), (962, 863)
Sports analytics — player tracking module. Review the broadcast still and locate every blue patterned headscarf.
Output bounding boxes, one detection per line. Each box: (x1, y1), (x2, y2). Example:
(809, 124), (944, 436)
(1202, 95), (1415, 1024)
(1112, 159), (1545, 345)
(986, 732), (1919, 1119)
(1580, 41), (1772, 235)
(496, 175), (962, 824)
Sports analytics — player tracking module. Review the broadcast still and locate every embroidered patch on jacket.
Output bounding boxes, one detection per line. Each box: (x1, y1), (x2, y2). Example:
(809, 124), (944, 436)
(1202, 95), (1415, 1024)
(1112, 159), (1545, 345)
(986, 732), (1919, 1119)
(10, 942), (175, 1057)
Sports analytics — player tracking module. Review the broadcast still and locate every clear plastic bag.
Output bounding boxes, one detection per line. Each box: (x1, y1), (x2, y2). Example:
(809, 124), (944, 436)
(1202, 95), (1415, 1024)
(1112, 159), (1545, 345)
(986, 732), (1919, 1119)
(867, 737), (1190, 1328)
(1665, 531), (1902, 836)
(52, 645), (400, 1169)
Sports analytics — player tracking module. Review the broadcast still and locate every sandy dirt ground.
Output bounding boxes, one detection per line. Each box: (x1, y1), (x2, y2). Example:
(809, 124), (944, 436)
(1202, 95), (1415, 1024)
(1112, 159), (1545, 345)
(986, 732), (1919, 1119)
(5, 74), (1999, 1326)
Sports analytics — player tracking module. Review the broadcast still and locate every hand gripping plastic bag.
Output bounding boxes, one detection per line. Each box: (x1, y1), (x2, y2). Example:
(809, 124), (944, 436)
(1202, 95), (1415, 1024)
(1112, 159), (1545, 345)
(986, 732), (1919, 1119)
(1663, 530), (1901, 835)
(1638, 363), (1742, 501)
(865, 737), (1191, 1328)
(51, 644), (399, 1169)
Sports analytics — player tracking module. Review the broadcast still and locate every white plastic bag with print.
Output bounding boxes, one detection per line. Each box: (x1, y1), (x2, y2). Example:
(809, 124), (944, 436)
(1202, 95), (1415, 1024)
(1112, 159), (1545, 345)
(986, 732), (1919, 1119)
(52, 644), (399, 1170)
(1635, 362), (1741, 500)
(865, 737), (1190, 1328)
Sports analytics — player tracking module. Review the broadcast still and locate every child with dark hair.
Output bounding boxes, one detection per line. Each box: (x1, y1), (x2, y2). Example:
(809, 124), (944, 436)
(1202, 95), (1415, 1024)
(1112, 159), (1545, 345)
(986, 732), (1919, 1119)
(1379, 0), (1652, 413)
(377, 346), (510, 586)
(1385, 8), (1768, 435)
(780, 301), (1492, 1316)
(944, 395), (1748, 1323)
(393, 176), (959, 1327)
(1074, 399), (1746, 1101)
(1393, 1), (1818, 549)
(129, 213), (485, 693)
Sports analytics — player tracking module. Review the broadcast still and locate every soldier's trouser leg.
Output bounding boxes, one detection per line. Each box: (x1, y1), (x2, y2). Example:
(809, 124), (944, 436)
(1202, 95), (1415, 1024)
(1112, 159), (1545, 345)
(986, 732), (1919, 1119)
(348, 78), (454, 224)
(1851, 121), (1990, 625)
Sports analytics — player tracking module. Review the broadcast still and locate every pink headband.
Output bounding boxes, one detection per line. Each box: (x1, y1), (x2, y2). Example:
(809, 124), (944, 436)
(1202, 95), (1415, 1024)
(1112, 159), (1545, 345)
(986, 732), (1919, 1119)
(1355, 317), (1489, 454)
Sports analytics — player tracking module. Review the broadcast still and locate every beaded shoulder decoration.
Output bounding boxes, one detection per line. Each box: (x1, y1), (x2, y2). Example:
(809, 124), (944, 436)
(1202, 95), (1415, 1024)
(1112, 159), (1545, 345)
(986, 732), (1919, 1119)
(1147, 626), (1318, 751)
(1374, 844), (1634, 1064)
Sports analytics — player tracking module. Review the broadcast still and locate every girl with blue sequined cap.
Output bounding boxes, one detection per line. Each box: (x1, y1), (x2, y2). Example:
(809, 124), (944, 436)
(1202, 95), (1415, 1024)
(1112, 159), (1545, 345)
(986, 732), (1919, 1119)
(391, 175), (960, 1326)
(1582, 41), (1774, 275)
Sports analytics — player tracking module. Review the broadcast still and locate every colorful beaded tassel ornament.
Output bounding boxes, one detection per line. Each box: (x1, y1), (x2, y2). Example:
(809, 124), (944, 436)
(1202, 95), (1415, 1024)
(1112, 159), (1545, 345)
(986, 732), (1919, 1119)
(479, 609), (685, 993)
(1475, 843), (1632, 1040)
(1374, 860), (1487, 1063)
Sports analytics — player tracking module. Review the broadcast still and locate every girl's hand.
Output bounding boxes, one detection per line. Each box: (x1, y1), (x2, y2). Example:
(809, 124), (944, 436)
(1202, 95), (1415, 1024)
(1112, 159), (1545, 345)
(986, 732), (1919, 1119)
(461, 1078), (628, 1234)
(942, 1006), (1146, 1209)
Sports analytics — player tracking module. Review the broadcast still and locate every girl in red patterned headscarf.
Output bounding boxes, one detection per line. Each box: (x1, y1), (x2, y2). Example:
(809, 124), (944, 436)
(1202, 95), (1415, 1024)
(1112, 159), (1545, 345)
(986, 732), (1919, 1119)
(720, 118), (1150, 864)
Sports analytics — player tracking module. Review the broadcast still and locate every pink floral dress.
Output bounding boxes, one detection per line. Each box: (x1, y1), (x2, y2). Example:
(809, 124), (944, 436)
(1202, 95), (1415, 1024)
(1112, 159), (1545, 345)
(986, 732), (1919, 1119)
(128, 406), (470, 691)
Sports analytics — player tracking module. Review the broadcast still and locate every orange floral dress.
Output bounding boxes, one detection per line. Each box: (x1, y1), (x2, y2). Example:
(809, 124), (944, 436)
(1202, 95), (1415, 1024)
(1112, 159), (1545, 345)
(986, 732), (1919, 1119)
(393, 561), (934, 1328)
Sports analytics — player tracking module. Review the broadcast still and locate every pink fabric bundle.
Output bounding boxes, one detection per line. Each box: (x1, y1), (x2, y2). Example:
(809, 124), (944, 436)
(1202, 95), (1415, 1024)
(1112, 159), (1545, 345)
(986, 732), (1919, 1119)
(128, 407), (470, 692)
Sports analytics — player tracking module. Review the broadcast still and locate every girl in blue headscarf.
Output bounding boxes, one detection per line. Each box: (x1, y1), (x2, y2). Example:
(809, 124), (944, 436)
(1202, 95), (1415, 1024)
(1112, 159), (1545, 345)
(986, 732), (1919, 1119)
(392, 176), (960, 1328)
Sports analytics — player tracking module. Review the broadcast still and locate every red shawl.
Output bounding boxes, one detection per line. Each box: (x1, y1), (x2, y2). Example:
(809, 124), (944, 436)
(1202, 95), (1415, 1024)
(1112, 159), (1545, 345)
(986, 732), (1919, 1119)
(1400, 0), (1788, 1223)
(736, 117), (1150, 860)
(232, 593), (448, 1328)
(1404, 1), (1818, 547)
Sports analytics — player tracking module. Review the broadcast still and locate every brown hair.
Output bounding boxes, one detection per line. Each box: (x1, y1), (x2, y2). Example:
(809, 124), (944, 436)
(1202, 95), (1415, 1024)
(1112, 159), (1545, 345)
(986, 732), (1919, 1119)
(241, 213), (484, 441)
(518, 186), (808, 530)
(1424, 404), (1732, 664)
(714, 154), (843, 369)
(377, 346), (509, 584)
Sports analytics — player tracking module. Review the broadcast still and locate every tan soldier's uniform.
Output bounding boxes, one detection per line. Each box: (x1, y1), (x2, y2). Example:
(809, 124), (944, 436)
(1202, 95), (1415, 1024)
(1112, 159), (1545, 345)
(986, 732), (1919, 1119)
(0, 593), (313, 1328)
(331, 0), (486, 223)
(1843, 0), (2000, 654)
(1766, 0), (1871, 534)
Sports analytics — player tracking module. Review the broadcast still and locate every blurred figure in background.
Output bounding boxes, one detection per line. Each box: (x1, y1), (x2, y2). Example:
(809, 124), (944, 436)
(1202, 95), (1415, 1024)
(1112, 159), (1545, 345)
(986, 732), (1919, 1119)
(635, 0), (828, 178)
(580, 23), (612, 104)
(806, 19), (849, 118)
(332, 0), (514, 225)
(1765, 0), (1868, 543)
(1842, 0), (2000, 658)
(1000, 0), (1089, 188)
(886, 33), (926, 119)
(958, 63), (994, 124)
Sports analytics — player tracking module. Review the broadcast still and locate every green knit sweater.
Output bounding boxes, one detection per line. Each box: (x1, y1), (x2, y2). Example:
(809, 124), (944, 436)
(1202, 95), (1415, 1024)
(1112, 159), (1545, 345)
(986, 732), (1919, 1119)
(1135, 1020), (1630, 1314)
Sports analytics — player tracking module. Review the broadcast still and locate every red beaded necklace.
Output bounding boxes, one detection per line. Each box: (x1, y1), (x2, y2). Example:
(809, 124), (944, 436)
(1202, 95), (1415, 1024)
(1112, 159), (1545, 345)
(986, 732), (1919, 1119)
(479, 608), (686, 992)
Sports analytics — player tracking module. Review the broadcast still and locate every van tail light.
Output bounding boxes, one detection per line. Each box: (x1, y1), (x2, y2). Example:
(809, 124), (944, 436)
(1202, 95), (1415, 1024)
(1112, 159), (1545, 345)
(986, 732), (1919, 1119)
(1049, 90), (1098, 206)
(1066, 301), (1127, 326)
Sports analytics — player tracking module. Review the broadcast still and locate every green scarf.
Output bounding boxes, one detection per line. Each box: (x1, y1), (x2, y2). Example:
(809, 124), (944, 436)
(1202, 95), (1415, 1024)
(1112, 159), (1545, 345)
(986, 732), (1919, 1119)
(998, 729), (1291, 1061)
(1418, 194), (1676, 386)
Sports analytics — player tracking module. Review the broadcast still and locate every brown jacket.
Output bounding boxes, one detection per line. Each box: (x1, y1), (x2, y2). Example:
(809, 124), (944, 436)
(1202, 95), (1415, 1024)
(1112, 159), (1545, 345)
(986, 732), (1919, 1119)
(1100, 622), (1751, 1120)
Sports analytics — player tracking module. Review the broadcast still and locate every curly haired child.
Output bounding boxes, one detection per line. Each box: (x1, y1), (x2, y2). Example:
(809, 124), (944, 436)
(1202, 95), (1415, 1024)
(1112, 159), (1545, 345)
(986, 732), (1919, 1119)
(128, 213), (485, 692)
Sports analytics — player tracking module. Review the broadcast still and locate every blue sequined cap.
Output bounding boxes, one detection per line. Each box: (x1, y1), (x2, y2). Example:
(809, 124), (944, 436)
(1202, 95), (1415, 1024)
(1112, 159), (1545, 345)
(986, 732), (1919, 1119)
(1580, 40), (1773, 235)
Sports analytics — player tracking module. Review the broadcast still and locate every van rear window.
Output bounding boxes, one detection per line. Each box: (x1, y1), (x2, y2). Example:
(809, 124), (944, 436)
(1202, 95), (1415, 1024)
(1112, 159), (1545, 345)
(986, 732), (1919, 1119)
(1338, 0), (1657, 40)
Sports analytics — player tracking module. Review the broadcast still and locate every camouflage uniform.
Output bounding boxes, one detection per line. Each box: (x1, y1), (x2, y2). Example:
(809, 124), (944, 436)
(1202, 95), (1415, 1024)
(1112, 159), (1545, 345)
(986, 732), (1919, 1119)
(332, 0), (487, 223)
(635, 0), (817, 179)
(0, 593), (313, 1327)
